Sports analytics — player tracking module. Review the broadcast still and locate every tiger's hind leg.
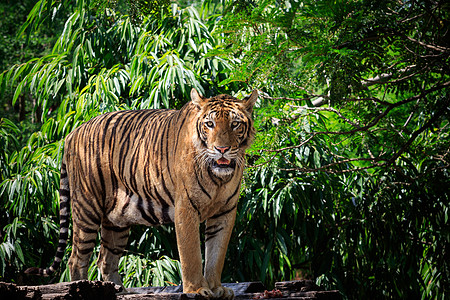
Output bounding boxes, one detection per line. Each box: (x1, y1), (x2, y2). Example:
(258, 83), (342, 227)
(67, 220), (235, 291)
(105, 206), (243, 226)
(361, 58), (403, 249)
(97, 219), (130, 289)
(68, 221), (100, 281)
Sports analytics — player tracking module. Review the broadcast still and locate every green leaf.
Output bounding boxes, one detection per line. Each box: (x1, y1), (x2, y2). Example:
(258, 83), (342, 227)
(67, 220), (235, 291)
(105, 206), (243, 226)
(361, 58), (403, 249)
(14, 241), (25, 263)
(188, 38), (197, 52)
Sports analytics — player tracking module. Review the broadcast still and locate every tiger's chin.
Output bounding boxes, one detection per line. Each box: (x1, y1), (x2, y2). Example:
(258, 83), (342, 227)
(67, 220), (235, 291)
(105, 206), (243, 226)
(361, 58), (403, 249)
(210, 159), (237, 177)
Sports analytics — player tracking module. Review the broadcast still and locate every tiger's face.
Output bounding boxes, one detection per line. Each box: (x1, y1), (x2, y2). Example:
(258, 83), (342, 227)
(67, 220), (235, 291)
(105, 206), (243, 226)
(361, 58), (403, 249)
(191, 89), (258, 177)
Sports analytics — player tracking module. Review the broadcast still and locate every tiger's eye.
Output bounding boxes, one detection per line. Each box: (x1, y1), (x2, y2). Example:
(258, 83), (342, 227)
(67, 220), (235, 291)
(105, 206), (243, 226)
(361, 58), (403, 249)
(231, 121), (240, 129)
(205, 121), (214, 128)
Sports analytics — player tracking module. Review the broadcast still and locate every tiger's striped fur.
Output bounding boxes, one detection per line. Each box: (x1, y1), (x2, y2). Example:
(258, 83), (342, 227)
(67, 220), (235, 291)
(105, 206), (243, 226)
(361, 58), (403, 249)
(26, 89), (258, 299)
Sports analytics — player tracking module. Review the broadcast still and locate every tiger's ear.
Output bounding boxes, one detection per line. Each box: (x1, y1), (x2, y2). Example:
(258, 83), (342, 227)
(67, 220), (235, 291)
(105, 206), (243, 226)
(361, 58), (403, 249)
(191, 88), (205, 109)
(242, 90), (258, 113)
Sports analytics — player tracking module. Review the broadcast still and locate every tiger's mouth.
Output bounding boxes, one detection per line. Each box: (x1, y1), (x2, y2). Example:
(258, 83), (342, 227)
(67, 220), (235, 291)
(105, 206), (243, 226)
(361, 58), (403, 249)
(212, 158), (236, 170)
(213, 158), (236, 168)
(217, 157), (231, 166)
(194, 148), (240, 177)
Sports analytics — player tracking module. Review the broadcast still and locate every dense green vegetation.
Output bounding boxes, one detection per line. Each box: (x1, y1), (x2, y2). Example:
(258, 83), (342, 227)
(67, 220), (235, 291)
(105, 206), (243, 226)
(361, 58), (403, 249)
(1, 0), (449, 299)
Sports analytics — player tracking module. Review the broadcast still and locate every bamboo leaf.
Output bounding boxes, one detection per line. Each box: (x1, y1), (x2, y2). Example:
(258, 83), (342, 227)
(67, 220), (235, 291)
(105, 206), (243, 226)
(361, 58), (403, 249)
(12, 81), (25, 106)
(14, 241), (25, 263)
(188, 38), (197, 52)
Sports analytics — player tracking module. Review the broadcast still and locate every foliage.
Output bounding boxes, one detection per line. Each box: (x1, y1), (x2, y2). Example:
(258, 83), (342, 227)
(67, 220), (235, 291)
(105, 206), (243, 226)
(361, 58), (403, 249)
(0, 0), (63, 122)
(227, 104), (449, 298)
(58, 247), (182, 288)
(217, 0), (449, 173)
(216, 0), (449, 299)
(0, 0), (234, 285)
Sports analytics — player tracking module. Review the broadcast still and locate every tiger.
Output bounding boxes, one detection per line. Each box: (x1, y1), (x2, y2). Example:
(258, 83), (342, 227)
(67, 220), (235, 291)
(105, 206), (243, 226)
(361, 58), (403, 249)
(25, 88), (258, 299)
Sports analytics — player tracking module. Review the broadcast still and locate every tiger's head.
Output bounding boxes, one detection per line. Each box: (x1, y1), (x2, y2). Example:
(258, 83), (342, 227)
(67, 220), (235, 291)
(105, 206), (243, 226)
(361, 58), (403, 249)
(191, 88), (258, 178)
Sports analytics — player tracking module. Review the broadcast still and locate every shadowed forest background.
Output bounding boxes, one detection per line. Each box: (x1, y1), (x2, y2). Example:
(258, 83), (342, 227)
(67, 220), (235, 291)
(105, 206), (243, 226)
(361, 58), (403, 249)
(0, 0), (449, 299)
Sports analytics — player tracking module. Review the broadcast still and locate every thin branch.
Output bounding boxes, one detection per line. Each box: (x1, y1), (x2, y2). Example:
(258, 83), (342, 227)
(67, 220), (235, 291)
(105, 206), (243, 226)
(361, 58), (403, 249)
(387, 96), (450, 164)
(248, 134), (317, 168)
(361, 65), (419, 86)
(340, 97), (392, 106)
(405, 36), (450, 52)
(276, 159), (450, 175)
(309, 81), (450, 136)
(278, 162), (384, 174)
(295, 106), (361, 129)
(260, 93), (328, 107)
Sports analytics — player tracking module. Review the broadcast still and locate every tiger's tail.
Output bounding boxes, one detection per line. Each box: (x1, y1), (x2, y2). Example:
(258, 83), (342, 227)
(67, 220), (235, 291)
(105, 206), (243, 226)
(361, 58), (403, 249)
(25, 157), (71, 277)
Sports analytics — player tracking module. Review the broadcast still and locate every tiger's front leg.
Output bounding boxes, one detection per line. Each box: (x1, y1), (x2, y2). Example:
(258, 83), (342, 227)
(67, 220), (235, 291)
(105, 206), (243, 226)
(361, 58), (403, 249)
(174, 204), (212, 297)
(204, 204), (238, 300)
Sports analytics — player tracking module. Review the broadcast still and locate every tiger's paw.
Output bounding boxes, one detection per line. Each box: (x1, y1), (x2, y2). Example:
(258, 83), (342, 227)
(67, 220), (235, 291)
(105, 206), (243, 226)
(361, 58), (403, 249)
(195, 287), (214, 298)
(192, 286), (234, 299)
(211, 286), (234, 299)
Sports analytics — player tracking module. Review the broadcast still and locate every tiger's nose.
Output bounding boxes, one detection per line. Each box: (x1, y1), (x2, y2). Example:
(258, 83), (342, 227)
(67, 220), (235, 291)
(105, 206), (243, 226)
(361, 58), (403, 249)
(215, 146), (230, 154)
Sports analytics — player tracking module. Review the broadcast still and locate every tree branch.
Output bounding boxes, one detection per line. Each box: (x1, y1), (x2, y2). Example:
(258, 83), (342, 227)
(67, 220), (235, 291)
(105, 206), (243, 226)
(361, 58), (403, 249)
(405, 36), (450, 52)
(387, 95), (450, 164)
(253, 83), (450, 174)
(260, 93), (328, 107)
